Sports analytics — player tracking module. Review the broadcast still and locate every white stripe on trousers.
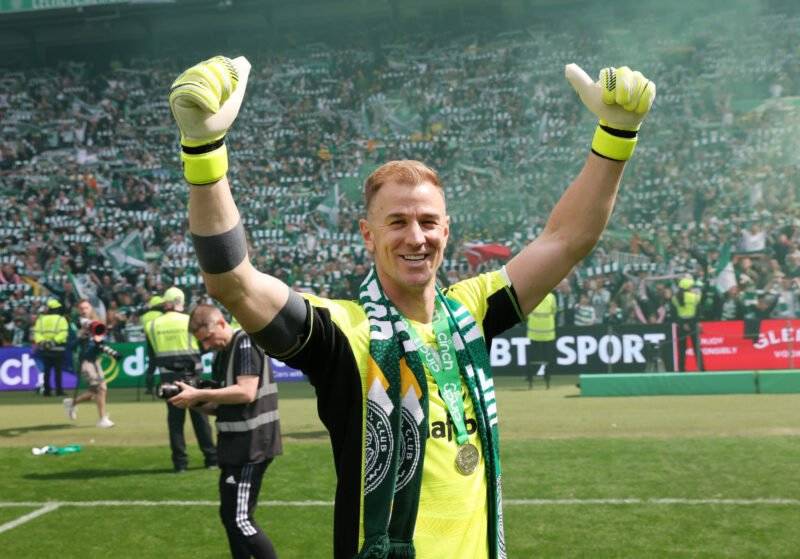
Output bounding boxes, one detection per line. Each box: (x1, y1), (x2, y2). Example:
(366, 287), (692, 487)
(236, 464), (257, 537)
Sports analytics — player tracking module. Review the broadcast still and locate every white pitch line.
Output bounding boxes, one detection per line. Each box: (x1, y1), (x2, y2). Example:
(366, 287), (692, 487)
(504, 498), (800, 506)
(0, 500), (333, 507)
(1, 498), (798, 509)
(0, 503), (60, 534)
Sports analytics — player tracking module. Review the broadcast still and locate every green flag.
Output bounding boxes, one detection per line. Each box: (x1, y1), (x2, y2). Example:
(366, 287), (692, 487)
(69, 272), (107, 322)
(316, 183), (340, 228)
(713, 244), (737, 294)
(102, 232), (146, 271)
(338, 162), (379, 204)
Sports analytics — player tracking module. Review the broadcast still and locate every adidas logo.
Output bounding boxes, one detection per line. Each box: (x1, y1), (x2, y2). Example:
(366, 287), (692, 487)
(225, 475), (236, 485)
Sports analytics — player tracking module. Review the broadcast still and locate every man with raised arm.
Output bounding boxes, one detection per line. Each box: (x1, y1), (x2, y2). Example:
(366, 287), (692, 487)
(169, 56), (654, 559)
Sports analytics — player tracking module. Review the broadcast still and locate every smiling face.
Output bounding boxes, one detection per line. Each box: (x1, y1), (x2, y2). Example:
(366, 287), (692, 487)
(359, 180), (449, 297)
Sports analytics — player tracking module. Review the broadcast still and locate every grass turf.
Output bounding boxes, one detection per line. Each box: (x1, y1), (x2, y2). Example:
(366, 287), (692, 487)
(1, 376), (798, 557)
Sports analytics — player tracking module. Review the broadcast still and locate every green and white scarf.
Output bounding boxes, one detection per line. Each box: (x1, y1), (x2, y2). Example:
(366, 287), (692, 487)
(357, 267), (506, 559)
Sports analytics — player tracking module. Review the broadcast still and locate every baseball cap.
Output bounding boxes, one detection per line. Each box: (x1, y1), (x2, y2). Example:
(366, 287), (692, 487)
(163, 287), (185, 305)
(46, 299), (62, 310)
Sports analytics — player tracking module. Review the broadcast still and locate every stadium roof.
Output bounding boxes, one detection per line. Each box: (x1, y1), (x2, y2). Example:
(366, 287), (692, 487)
(0, 0), (590, 66)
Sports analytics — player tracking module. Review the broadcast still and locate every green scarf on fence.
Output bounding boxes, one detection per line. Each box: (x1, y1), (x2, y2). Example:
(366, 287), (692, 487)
(356, 267), (506, 559)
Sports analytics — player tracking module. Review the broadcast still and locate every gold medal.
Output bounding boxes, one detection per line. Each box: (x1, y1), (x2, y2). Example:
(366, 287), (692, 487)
(455, 443), (479, 475)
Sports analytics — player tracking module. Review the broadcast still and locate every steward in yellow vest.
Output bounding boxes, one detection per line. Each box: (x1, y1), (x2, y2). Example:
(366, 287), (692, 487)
(146, 286), (217, 472)
(671, 277), (704, 371)
(32, 299), (69, 396)
(141, 295), (164, 331)
(141, 295), (165, 395)
(526, 292), (557, 389)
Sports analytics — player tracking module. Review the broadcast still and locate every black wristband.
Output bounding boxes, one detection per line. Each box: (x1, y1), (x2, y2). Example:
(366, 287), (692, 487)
(182, 136), (226, 155)
(599, 124), (637, 138)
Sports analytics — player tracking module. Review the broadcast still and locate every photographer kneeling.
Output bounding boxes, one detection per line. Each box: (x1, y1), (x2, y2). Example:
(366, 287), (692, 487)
(170, 304), (282, 559)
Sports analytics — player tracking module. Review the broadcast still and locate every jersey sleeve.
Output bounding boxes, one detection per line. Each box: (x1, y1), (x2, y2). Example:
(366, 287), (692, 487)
(232, 334), (264, 379)
(278, 294), (367, 390)
(444, 267), (525, 343)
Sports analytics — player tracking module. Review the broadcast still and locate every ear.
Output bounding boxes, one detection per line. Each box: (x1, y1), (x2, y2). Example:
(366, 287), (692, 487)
(359, 218), (375, 254)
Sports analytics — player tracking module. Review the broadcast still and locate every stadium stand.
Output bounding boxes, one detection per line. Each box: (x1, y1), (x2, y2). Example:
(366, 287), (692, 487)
(2, 2), (800, 343)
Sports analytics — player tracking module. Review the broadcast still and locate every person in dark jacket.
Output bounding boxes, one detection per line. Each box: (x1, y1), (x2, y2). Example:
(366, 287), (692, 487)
(171, 304), (281, 559)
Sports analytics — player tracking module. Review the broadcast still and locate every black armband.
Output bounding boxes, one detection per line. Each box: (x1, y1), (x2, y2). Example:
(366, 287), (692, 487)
(250, 290), (309, 359)
(191, 220), (248, 274)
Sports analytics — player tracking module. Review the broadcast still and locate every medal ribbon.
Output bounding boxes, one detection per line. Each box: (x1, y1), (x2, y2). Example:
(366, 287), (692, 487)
(403, 296), (469, 445)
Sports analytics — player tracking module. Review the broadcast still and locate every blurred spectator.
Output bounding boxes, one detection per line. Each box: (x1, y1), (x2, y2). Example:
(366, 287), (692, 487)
(573, 294), (597, 327)
(555, 279), (576, 327)
(585, 279), (611, 322)
(123, 312), (146, 343)
(3, 312), (30, 346)
(718, 286), (745, 321)
(773, 276), (800, 318)
(0, 264), (22, 284)
(739, 224), (766, 254)
(603, 301), (625, 326)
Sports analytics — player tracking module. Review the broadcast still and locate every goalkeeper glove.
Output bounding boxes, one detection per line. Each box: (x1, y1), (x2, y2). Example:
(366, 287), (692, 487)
(169, 55), (251, 185)
(565, 64), (656, 161)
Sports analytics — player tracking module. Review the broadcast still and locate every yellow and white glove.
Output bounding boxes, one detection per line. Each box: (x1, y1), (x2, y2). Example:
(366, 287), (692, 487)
(565, 64), (656, 161)
(169, 55), (251, 185)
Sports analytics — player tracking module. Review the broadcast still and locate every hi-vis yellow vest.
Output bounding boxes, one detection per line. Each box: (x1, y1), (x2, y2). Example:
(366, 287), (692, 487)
(672, 291), (701, 319)
(33, 313), (69, 346)
(140, 309), (163, 332)
(527, 293), (557, 341)
(146, 311), (199, 367)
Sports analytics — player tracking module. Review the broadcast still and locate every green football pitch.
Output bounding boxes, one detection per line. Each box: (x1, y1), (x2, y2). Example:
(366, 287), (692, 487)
(1, 376), (799, 558)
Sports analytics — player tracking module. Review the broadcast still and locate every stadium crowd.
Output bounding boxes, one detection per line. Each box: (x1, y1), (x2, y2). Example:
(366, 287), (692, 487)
(2, 6), (800, 344)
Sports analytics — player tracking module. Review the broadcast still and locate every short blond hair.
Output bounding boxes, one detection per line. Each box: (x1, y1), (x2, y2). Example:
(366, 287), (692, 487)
(363, 160), (442, 211)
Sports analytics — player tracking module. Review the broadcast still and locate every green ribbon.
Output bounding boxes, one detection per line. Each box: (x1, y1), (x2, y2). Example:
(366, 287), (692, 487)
(403, 296), (469, 445)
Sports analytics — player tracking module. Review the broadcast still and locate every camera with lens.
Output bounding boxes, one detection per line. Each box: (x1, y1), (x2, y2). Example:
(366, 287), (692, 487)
(157, 375), (220, 399)
(89, 320), (107, 337)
